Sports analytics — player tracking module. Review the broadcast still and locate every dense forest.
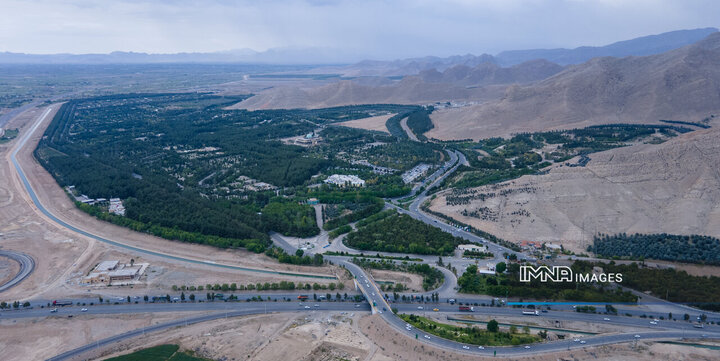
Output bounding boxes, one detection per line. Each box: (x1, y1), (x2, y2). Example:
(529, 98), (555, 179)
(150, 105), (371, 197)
(590, 233), (720, 265)
(583, 261), (720, 311)
(405, 107), (434, 140)
(35, 93), (442, 252)
(344, 212), (464, 255)
(457, 264), (637, 303)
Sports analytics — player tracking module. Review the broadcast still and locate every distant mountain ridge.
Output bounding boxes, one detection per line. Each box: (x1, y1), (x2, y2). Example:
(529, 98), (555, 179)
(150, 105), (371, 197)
(0, 47), (360, 65)
(426, 31), (720, 140)
(495, 27), (718, 66)
(2, 28), (714, 69)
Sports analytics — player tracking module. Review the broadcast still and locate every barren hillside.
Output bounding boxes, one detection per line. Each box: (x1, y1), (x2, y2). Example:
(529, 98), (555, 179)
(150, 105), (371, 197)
(429, 127), (720, 253)
(230, 78), (505, 110)
(427, 32), (720, 140)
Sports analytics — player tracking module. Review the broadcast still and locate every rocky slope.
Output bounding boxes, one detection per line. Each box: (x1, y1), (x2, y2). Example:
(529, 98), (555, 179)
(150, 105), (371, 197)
(427, 32), (720, 140)
(429, 127), (720, 252)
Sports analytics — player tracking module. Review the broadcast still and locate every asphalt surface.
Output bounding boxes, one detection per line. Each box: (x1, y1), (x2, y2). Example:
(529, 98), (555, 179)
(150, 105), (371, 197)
(6, 106), (720, 359)
(1, 298), (717, 360)
(9, 106), (334, 280)
(0, 250), (35, 293)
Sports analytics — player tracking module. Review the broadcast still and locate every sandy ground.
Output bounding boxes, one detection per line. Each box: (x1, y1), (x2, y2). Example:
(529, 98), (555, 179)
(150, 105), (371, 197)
(0, 256), (21, 287)
(358, 314), (720, 361)
(100, 312), (376, 361)
(336, 114), (394, 133)
(429, 127), (720, 253)
(0, 105), (339, 302)
(0, 311), (211, 361)
(369, 269), (425, 293)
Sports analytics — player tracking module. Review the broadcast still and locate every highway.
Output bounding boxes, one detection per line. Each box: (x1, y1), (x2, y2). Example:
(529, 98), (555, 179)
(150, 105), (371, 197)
(0, 250), (35, 293)
(6, 105), (720, 359)
(0, 298), (717, 360)
(8, 106), (335, 281)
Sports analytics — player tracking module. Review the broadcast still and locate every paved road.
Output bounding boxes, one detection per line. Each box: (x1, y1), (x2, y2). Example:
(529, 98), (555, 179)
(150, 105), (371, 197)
(1, 297), (714, 360)
(0, 250), (35, 292)
(8, 106), (334, 280)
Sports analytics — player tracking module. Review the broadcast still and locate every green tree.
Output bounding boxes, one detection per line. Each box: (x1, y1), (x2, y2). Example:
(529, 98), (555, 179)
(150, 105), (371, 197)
(496, 262), (507, 274)
(487, 319), (499, 332)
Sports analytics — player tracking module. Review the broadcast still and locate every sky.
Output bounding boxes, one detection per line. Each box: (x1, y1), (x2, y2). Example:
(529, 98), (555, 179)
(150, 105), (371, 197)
(1, 0), (719, 60)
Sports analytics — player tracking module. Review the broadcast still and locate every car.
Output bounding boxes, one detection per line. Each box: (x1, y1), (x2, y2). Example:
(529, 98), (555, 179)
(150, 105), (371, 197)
(418, 306), (424, 310)
(406, 327), (411, 331)
(314, 304), (319, 307)
(634, 335), (641, 338)
(580, 340), (586, 344)
(603, 318), (610, 321)
(378, 311), (382, 314)
(424, 335), (431, 339)
(355, 304), (360, 308)
(371, 292), (375, 296)
(477, 346), (485, 350)
(524, 346), (530, 349)
(653, 318), (659, 322)
(304, 306), (310, 309)
(462, 346), (470, 350)
(81, 308), (88, 312)
(433, 308), (439, 312)
(68, 315), (73, 318)
(406, 323), (411, 328)
(573, 338), (580, 342)
(650, 321), (658, 325)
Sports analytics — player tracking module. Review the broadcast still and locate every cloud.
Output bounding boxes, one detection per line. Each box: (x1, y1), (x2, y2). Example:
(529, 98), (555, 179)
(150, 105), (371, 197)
(0, 0), (718, 59)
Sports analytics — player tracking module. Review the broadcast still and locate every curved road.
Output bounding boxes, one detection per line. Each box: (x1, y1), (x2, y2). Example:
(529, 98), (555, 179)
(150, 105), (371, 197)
(0, 250), (35, 292)
(8, 106), (334, 280)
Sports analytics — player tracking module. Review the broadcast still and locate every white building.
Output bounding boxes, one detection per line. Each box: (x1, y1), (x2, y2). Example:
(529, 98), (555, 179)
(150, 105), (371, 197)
(458, 244), (487, 253)
(324, 174), (365, 187)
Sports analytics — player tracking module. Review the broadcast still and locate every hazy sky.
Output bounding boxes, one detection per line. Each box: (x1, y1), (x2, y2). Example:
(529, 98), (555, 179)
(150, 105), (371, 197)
(1, 0), (719, 59)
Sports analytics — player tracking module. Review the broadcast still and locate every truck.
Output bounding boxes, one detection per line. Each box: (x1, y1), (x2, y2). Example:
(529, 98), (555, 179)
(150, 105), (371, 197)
(52, 300), (73, 306)
(459, 306), (474, 312)
(297, 295), (309, 300)
(522, 310), (540, 316)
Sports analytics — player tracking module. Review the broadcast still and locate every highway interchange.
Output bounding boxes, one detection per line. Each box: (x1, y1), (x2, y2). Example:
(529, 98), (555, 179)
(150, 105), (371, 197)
(2, 106), (720, 359)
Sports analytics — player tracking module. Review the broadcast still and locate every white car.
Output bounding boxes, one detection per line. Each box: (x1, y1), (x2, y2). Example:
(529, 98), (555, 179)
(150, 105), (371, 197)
(580, 340), (586, 344)
(650, 321), (658, 325)
(424, 335), (431, 339)
(80, 308), (88, 312)
(462, 346), (470, 350)
(406, 327), (411, 331)
(524, 345), (531, 349)
(304, 306), (310, 309)
(418, 306), (424, 310)
(573, 338), (580, 342)
(477, 346), (485, 350)
(634, 335), (641, 338)
(603, 318), (610, 321)
(314, 304), (319, 307)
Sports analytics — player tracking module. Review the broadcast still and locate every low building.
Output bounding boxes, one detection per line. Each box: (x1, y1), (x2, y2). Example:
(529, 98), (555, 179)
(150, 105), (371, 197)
(458, 244), (487, 253)
(324, 174), (365, 187)
(545, 243), (562, 251)
(307, 198), (319, 205)
(95, 260), (119, 272)
(82, 260), (148, 285)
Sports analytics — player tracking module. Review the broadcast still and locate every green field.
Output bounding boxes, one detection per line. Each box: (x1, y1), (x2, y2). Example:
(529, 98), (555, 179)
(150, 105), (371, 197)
(106, 344), (210, 361)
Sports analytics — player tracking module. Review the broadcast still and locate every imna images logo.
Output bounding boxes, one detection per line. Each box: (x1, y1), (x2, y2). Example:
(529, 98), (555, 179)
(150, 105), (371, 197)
(519, 265), (622, 283)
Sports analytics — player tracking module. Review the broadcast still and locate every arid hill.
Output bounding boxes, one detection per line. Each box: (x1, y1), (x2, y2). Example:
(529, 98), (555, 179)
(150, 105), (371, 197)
(429, 126), (720, 253)
(230, 77), (506, 110)
(427, 32), (720, 140)
(418, 59), (564, 86)
(230, 60), (562, 111)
